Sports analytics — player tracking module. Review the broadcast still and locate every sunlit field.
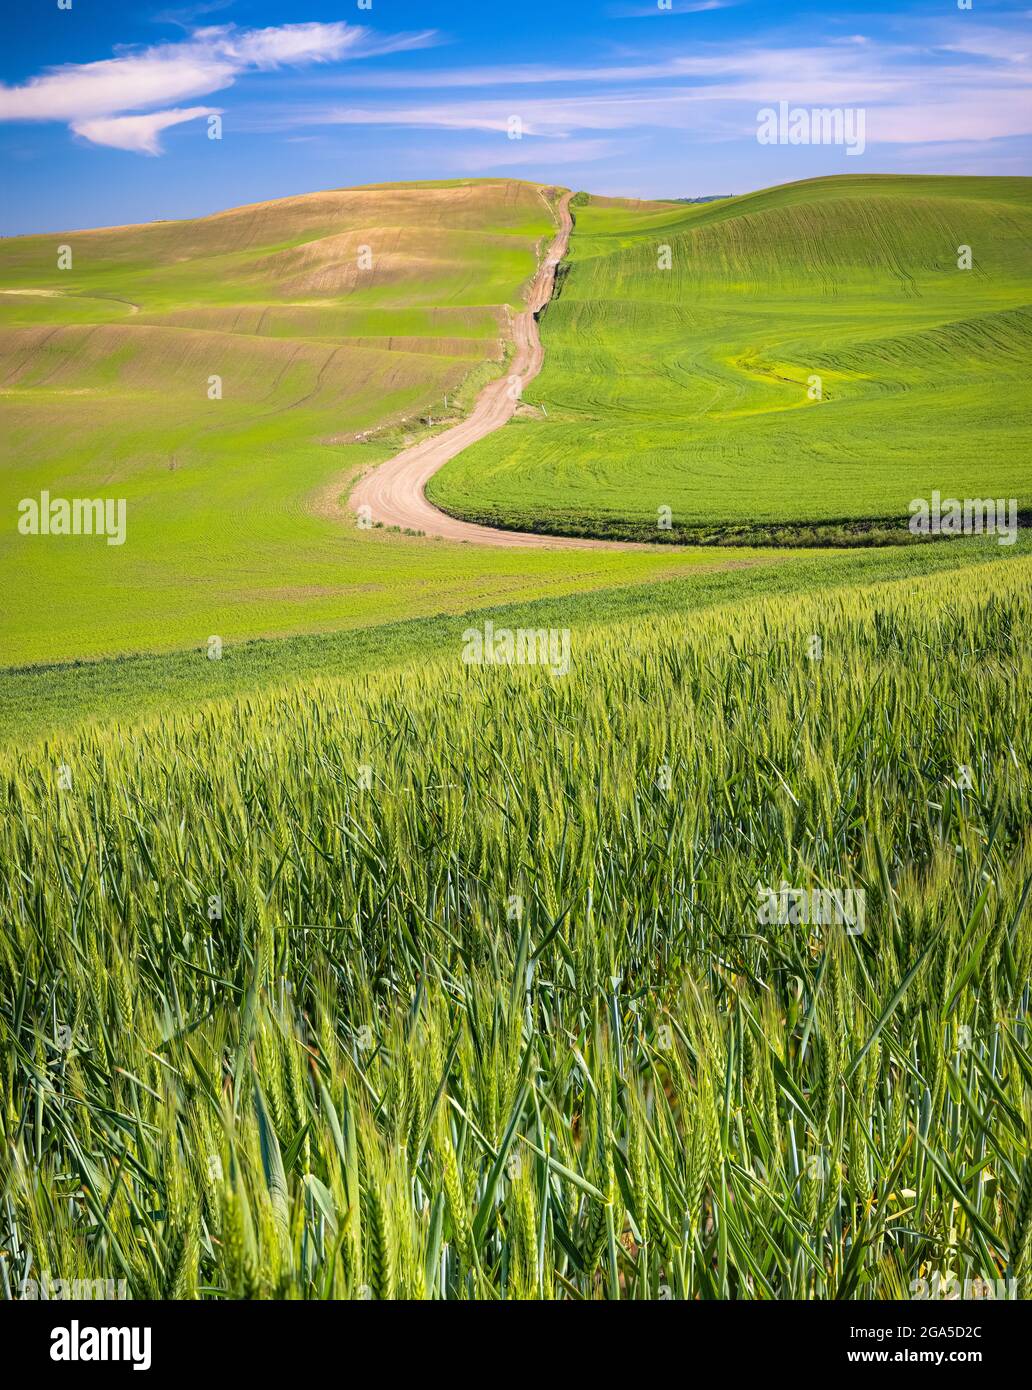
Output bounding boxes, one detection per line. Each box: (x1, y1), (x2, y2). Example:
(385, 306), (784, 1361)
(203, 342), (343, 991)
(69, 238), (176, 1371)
(431, 176), (1032, 545)
(0, 179), (733, 665)
(2, 555), (1030, 1298)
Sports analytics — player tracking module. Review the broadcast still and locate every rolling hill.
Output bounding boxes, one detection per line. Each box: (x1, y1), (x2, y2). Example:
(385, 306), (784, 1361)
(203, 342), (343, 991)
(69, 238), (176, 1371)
(0, 179), (734, 665)
(428, 175), (1032, 543)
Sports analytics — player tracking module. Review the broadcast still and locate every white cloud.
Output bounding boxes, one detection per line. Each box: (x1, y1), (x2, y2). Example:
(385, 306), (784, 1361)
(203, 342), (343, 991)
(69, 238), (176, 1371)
(0, 49), (237, 121)
(284, 31), (1032, 148)
(71, 105), (221, 154)
(305, 50), (854, 92)
(0, 21), (438, 150)
(868, 92), (1032, 145)
(211, 22), (365, 68)
(937, 27), (1030, 63)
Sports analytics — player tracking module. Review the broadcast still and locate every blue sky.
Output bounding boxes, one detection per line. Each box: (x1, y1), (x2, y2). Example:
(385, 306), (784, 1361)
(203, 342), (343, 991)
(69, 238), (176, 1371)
(2, 0), (1030, 233)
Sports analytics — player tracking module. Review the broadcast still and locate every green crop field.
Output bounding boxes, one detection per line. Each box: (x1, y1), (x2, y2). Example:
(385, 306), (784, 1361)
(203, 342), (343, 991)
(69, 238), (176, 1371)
(2, 555), (1030, 1299)
(1, 530), (1025, 746)
(0, 178), (731, 667)
(429, 175), (1032, 544)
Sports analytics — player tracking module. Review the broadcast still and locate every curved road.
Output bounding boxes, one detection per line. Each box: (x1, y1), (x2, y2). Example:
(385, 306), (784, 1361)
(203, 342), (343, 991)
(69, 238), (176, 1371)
(347, 191), (639, 551)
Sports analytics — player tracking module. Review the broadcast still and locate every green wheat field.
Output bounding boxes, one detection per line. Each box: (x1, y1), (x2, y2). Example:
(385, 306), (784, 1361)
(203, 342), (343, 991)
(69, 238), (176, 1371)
(2, 175), (1030, 1301)
(430, 176), (1032, 545)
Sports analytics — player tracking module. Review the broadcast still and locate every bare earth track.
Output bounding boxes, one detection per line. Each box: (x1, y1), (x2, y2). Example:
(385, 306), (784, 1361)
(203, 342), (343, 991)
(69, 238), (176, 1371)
(347, 191), (643, 550)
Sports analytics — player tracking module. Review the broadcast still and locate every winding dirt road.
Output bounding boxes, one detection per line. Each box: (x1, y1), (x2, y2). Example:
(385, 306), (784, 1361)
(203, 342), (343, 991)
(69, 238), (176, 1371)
(347, 191), (635, 550)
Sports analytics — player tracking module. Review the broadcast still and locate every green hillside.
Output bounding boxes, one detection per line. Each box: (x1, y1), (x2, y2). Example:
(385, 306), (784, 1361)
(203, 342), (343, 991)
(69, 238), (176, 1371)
(0, 179), (737, 665)
(429, 175), (1032, 543)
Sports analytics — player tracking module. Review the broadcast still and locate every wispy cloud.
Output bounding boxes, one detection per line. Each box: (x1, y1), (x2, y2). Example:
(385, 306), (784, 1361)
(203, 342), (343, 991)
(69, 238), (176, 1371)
(0, 21), (438, 152)
(150, 1), (236, 30)
(276, 28), (1032, 149)
(937, 25), (1031, 63)
(305, 54), (773, 91)
(71, 105), (222, 155)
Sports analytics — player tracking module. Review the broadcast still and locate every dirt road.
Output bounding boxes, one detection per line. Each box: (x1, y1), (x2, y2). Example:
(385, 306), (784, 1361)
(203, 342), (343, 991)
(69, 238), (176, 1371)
(347, 191), (635, 550)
